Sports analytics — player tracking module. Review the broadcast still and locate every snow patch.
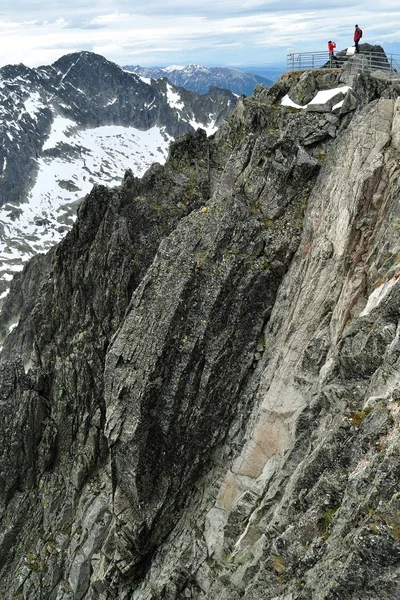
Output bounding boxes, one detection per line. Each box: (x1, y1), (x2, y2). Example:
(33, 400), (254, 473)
(184, 117), (218, 136)
(333, 100), (344, 111)
(5, 263), (24, 272)
(0, 122), (173, 273)
(43, 116), (76, 150)
(308, 86), (351, 105)
(166, 84), (184, 110)
(24, 92), (44, 117)
(139, 76), (151, 85)
(281, 95), (303, 109)
(281, 86), (351, 111)
(164, 65), (185, 72)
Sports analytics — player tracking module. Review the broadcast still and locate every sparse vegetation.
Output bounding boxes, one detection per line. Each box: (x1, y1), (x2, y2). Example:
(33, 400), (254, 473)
(350, 407), (372, 427)
(321, 504), (341, 538)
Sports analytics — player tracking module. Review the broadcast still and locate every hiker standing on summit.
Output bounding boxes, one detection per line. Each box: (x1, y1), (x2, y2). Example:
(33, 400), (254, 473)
(354, 24), (363, 53)
(328, 40), (339, 65)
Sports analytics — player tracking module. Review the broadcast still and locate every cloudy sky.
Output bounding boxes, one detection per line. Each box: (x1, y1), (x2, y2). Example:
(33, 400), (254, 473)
(0, 1), (399, 69)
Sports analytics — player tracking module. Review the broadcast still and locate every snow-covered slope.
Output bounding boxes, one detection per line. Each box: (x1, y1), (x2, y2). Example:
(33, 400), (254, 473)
(0, 120), (172, 276)
(0, 52), (237, 293)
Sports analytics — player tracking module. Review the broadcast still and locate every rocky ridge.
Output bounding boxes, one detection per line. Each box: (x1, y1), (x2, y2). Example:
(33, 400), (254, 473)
(1, 56), (400, 599)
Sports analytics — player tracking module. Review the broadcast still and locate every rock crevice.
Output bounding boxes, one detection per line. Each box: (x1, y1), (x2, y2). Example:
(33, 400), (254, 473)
(1, 66), (400, 599)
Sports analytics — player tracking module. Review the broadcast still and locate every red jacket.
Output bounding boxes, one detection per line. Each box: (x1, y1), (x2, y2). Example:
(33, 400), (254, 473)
(354, 27), (362, 42)
(328, 41), (336, 54)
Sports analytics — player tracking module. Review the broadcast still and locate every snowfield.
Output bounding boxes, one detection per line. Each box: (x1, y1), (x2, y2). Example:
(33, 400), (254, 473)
(0, 55), (235, 294)
(281, 86), (351, 109)
(0, 119), (173, 275)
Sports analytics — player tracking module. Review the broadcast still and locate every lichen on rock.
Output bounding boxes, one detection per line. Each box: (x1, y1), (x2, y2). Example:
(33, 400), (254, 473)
(1, 63), (400, 600)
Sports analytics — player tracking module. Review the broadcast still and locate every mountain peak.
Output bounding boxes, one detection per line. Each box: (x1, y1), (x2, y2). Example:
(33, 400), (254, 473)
(0, 52), (237, 286)
(51, 50), (124, 81)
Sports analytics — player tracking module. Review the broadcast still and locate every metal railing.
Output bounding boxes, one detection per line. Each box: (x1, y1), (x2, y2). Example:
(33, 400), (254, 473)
(287, 50), (400, 79)
(287, 51), (341, 71)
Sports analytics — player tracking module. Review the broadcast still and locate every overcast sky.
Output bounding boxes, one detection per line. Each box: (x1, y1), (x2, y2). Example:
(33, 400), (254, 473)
(0, 1), (399, 69)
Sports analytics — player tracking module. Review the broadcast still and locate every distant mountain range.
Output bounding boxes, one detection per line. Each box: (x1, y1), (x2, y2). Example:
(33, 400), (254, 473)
(0, 51), (237, 291)
(123, 64), (273, 95)
(234, 64), (287, 82)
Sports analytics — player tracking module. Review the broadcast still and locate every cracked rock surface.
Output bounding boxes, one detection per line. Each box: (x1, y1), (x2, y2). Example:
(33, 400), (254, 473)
(1, 67), (400, 599)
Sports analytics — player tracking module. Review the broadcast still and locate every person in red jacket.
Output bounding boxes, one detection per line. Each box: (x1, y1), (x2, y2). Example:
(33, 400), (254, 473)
(354, 25), (362, 53)
(328, 41), (339, 65)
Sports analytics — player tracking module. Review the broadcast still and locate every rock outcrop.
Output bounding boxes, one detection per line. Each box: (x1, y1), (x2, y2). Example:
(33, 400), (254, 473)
(1, 60), (400, 600)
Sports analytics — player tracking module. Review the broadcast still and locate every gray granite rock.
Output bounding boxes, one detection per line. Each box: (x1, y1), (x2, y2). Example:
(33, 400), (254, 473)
(289, 71), (317, 105)
(1, 67), (400, 600)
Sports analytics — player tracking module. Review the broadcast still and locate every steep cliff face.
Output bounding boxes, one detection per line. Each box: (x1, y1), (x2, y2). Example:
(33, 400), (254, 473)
(1, 63), (400, 600)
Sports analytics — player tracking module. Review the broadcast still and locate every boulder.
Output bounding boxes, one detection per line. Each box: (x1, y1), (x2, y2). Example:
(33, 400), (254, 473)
(289, 70), (317, 105)
(306, 91), (346, 113)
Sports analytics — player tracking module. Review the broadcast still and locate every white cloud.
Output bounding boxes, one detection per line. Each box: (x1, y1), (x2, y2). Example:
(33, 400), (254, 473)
(0, 2), (399, 68)
(89, 13), (131, 25)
